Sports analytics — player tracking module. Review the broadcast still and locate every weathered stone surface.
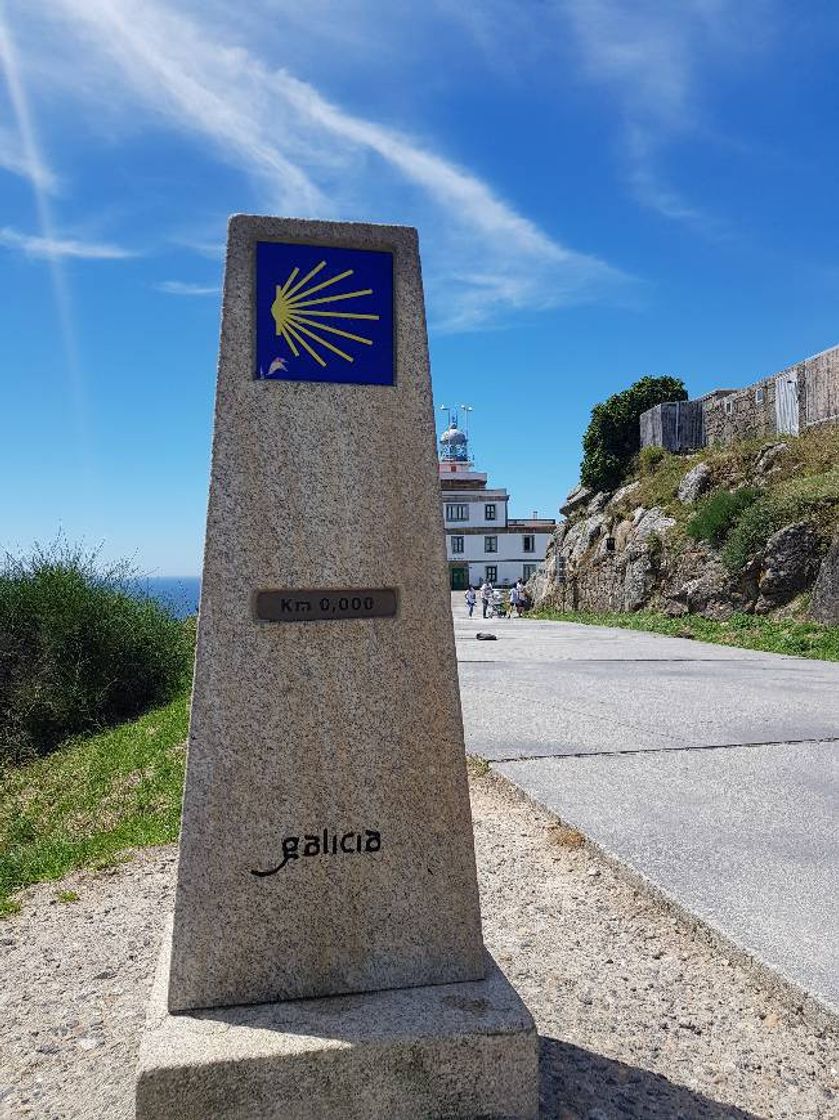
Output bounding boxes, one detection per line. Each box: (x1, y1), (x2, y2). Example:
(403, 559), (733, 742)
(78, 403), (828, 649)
(623, 547), (655, 612)
(811, 534), (839, 623)
(167, 216), (485, 1013)
(679, 564), (748, 621)
(677, 462), (712, 504)
(562, 520), (586, 564)
(755, 442), (789, 476)
(632, 507), (676, 541)
(756, 520), (822, 612)
(560, 484), (591, 517)
(607, 480), (640, 509)
(138, 925), (538, 1120)
(585, 490), (609, 514)
(613, 518), (634, 551)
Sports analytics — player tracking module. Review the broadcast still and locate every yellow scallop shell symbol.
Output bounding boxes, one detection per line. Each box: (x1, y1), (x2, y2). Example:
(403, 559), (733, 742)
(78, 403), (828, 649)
(270, 261), (380, 368)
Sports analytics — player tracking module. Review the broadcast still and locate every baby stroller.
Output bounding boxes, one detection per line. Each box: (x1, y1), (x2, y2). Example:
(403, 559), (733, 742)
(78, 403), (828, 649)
(489, 589), (507, 619)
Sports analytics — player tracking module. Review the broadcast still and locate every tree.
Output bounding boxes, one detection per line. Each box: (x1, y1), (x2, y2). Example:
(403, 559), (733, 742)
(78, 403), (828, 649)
(580, 375), (687, 492)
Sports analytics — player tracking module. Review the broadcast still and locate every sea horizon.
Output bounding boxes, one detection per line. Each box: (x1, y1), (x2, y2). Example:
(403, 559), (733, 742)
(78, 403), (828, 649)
(138, 575), (201, 620)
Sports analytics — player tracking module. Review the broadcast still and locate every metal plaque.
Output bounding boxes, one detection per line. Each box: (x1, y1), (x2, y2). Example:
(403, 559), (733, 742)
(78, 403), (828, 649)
(255, 241), (395, 385)
(253, 588), (398, 623)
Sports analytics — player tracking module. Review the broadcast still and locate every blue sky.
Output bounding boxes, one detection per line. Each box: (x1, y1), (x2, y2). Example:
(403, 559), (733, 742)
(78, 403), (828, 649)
(1, 1), (837, 574)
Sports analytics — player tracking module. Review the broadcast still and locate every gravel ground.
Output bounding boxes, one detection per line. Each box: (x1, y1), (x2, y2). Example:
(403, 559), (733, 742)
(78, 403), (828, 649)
(1, 772), (837, 1120)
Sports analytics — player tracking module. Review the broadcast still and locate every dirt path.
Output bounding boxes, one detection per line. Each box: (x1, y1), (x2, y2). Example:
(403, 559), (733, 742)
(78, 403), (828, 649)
(1, 772), (836, 1119)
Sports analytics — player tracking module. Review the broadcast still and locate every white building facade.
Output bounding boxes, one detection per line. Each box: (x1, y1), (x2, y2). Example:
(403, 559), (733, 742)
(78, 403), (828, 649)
(438, 419), (555, 590)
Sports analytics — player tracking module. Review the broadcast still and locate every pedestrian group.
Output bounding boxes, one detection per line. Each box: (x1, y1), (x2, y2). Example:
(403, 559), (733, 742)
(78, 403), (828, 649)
(466, 579), (530, 619)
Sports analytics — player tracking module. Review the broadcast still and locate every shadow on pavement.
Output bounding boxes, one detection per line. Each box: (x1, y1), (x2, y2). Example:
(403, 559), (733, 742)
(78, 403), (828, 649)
(539, 1037), (762, 1119)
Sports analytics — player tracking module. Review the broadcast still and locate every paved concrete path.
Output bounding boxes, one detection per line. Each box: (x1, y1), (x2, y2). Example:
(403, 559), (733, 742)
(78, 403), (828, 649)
(454, 597), (839, 1020)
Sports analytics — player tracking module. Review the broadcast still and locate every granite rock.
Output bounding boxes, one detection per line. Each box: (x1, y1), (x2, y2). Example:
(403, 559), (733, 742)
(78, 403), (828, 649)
(560, 484), (591, 517)
(679, 564), (747, 621)
(632, 507), (675, 541)
(585, 490), (610, 514)
(755, 442), (789, 476)
(756, 520), (822, 612)
(677, 462), (712, 504)
(607, 481), (641, 509)
(138, 926), (538, 1120)
(811, 533), (839, 623)
(167, 216), (485, 1012)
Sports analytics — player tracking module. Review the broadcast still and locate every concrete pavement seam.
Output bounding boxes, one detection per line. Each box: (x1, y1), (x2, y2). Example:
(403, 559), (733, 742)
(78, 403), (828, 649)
(486, 736), (839, 764)
(478, 760), (839, 1040)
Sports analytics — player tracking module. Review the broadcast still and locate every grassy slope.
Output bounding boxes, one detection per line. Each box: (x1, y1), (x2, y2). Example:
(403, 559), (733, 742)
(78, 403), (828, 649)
(544, 426), (839, 651)
(533, 607), (839, 661)
(0, 691), (189, 915)
(629, 424), (839, 531)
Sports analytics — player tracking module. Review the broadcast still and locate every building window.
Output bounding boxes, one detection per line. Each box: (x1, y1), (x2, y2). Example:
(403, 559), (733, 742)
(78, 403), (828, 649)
(523, 564), (537, 580)
(523, 534), (535, 553)
(445, 503), (469, 522)
(755, 386), (766, 405)
(451, 535), (464, 554)
(724, 399), (733, 415)
(484, 535), (498, 553)
(485, 565), (497, 583)
(485, 503), (496, 520)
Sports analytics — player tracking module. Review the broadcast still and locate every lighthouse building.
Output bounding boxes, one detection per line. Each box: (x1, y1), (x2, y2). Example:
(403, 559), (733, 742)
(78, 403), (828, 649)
(438, 416), (555, 591)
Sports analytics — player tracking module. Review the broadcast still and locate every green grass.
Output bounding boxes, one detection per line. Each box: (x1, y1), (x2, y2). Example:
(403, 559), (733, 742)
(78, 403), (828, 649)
(532, 608), (839, 661)
(0, 689), (189, 916)
(686, 487), (761, 547)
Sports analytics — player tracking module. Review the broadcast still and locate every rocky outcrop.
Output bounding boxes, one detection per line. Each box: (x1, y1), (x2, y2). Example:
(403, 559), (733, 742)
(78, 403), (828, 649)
(607, 481), (640, 509)
(560, 485), (591, 517)
(675, 563), (752, 621)
(633, 507), (676, 540)
(755, 442), (789, 476)
(677, 462), (711, 504)
(755, 521), (822, 613)
(530, 472), (835, 624)
(811, 533), (839, 623)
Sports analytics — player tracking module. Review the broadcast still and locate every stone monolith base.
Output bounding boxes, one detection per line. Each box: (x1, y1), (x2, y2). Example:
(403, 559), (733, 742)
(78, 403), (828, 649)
(136, 924), (538, 1120)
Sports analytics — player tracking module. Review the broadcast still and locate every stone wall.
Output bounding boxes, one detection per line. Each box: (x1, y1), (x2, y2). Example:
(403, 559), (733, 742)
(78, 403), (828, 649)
(702, 374), (778, 446)
(803, 346), (839, 428)
(640, 343), (839, 451)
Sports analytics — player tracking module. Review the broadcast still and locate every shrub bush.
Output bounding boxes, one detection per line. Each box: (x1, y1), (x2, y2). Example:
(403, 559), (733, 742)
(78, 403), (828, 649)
(580, 376), (687, 493)
(637, 445), (667, 476)
(721, 496), (785, 572)
(685, 487), (760, 548)
(0, 542), (193, 763)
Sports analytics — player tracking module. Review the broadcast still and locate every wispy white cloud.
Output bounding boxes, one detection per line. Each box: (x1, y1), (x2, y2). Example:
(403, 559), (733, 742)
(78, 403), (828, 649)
(21, 0), (631, 329)
(0, 6), (99, 493)
(0, 225), (134, 259)
(0, 121), (58, 190)
(556, 0), (773, 227)
(439, 0), (773, 230)
(155, 279), (218, 296)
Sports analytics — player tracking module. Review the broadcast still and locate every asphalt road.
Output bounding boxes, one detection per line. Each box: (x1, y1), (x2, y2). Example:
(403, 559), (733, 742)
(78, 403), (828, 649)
(454, 597), (839, 1020)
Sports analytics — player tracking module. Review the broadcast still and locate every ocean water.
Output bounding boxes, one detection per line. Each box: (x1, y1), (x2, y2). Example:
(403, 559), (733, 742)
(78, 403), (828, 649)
(139, 576), (201, 620)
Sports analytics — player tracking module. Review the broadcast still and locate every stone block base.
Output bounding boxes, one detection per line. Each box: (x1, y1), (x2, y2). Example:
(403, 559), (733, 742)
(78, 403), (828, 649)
(136, 924), (538, 1120)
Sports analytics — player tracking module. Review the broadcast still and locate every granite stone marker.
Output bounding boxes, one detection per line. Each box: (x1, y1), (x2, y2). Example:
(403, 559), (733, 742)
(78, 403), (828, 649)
(136, 215), (538, 1119)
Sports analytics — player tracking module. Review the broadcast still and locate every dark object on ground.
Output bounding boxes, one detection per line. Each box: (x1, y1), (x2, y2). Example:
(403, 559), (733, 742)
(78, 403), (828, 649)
(476, 632), (498, 641)
(0, 541), (193, 763)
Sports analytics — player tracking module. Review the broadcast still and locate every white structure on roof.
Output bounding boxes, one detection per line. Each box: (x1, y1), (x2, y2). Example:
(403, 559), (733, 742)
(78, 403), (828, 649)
(438, 408), (555, 590)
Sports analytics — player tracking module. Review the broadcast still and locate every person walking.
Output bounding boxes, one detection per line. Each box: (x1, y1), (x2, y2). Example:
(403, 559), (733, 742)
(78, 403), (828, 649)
(515, 579), (527, 617)
(480, 580), (492, 619)
(465, 585), (477, 618)
(508, 584), (520, 618)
